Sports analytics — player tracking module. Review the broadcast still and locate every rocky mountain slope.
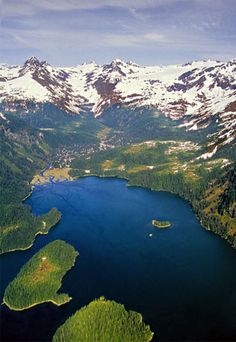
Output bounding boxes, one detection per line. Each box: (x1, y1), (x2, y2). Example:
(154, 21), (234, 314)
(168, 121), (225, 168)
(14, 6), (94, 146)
(0, 57), (235, 150)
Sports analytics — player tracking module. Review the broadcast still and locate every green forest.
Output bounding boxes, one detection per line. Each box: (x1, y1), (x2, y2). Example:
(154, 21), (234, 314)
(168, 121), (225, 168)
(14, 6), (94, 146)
(53, 297), (153, 342)
(3, 240), (79, 310)
(0, 206), (61, 254)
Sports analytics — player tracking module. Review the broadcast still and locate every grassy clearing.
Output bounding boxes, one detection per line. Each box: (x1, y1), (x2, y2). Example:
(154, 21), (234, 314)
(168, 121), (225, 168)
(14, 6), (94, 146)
(128, 165), (152, 173)
(101, 160), (114, 170)
(96, 127), (111, 140)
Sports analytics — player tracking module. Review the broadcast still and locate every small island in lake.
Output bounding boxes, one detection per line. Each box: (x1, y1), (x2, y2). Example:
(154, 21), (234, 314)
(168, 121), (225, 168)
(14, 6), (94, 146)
(152, 219), (171, 228)
(53, 297), (153, 342)
(3, 240), (79, 311)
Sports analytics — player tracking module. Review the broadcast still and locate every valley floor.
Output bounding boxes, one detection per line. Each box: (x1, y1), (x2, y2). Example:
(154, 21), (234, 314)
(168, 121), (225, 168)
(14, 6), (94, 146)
(31, 168), (73, 186)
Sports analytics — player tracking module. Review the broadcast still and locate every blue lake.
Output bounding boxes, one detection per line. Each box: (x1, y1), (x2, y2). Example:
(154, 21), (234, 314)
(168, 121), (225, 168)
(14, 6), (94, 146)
(1, 177), (236, 341)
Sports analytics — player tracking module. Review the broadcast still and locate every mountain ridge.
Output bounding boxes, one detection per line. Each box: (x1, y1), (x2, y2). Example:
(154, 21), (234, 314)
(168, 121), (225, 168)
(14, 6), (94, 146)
(1, 57), (235, 151)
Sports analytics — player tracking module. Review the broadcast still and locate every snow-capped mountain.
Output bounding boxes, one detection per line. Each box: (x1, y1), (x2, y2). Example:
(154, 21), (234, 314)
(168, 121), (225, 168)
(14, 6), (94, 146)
(0, 57), (235, 146)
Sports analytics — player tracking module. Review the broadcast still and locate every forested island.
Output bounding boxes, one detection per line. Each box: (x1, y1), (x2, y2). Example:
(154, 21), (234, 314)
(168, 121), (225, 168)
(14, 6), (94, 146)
(53, 297), (154, 342)
(3, 240), (78, 311)
(152, 220), (171, 228)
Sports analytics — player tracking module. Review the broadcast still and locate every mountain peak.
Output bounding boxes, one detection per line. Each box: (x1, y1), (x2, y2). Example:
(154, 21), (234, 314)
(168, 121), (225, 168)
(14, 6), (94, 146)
(111, 58), (126, 66)
(21, 57), (48, 75)
(109, 58), (140, 71)
(23, 56), (49, 69)
(127, 60), (140, 67)
(24, 56), (41, 66)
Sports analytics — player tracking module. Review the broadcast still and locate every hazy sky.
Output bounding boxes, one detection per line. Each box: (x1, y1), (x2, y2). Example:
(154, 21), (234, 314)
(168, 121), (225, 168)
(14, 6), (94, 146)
(1, 0), (236, 66)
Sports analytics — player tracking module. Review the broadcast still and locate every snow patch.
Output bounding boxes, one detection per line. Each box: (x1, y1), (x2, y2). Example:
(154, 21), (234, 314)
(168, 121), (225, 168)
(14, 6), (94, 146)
(197, 146), (218, 160)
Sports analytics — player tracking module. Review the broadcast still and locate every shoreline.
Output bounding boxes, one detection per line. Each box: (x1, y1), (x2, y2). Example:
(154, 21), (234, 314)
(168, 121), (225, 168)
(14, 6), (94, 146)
(31, 167), (73, 187)
(1, 209), (61, 255)
(2, 296), (72, 311)
(1, 229), (56, 255)
(22, 189), (33, 202)
(3, 247), (79, 311)
(19, 169), (235, 251)
(0, 168), (62, 255)
(152, 220), (171, 228)
(69, 173), (236, 249)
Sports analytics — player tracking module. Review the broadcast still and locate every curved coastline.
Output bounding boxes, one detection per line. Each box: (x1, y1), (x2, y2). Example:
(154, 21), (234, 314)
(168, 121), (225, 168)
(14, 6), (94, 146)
(27, 168), (235, 250)
(2, 296), (72, 312)
(52, 297), (154, 342)
(69, 173), (235, 248)
(0, 170), (63, 255)
(3, 241), (78, 311)
(1, 227), (59, 255)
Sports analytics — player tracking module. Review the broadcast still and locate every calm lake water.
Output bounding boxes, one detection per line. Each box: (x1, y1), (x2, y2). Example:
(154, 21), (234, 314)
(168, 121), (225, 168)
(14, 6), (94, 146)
(1, 177), (236, 341)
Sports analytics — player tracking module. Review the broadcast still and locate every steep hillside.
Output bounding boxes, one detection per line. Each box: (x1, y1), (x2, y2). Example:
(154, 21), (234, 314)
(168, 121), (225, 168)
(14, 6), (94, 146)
(0, 113), (61, 254)
(200, 164), (236, 246)
(0, 111), (47, 203)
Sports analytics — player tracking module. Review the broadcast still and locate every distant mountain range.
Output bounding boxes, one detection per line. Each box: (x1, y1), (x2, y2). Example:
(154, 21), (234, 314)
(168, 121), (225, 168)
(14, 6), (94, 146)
(0, 57), (235, 149)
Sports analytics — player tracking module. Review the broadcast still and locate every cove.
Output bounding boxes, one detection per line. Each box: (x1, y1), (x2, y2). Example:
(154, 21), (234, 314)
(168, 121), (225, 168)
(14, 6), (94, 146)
(1, 177), (236, 341)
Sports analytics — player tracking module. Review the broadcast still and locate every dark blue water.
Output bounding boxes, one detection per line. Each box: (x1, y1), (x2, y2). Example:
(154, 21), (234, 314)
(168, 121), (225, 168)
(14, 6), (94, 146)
(1, 177), (236, 341)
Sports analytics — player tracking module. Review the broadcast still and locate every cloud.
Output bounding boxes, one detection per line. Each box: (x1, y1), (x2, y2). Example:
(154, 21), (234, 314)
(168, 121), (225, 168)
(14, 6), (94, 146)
(1, 0), (235, 65)
(2, 0), (183, 17)
(106, 32), (165, 47)
(4, 21), (233, 56)
(2, 24), (165, 50)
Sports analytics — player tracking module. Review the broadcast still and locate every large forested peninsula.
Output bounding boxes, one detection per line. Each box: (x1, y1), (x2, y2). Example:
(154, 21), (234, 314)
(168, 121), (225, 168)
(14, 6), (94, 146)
(53, 297), (154, 342)
(0, 112), (62, 254)
(0, 206), (61, 254)
(3, 240), (78, 311)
